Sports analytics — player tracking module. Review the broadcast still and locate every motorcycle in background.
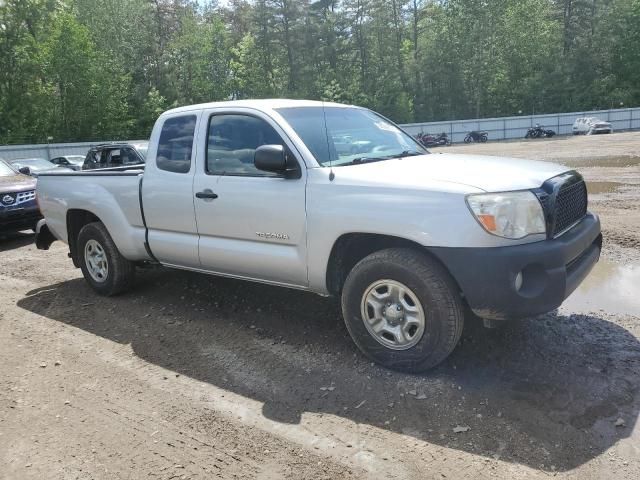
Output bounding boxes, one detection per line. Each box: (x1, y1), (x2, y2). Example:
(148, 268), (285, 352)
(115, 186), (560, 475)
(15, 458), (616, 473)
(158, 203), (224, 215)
(464, 131), (488, 143)
(417, 132), (451, 147)
(525, 124), (556, 139)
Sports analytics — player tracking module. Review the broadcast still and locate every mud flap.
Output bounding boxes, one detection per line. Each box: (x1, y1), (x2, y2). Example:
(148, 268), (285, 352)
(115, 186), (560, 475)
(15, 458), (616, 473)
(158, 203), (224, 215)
(35, 219), (56, 250)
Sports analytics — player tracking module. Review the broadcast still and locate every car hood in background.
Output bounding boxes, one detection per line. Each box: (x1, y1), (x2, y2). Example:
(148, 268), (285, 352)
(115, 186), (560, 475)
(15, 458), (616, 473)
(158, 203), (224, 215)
(31, 166), (74, 176)
(0, 173), (37, 193)
(333, 153), (570, 193)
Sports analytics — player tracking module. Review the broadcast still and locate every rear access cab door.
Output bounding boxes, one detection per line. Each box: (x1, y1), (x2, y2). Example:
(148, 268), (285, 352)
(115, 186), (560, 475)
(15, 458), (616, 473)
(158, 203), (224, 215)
(142, 112), (202, 269)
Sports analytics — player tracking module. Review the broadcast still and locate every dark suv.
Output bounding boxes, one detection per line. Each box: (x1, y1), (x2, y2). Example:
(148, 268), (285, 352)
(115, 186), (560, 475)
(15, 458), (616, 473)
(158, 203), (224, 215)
(82, 142), (148, 170)
(0, 159), (40, 234)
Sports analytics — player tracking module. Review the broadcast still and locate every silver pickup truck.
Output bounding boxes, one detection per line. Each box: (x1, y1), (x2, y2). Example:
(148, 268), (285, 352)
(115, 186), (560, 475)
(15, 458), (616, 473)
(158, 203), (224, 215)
(35, 100), (602, 372)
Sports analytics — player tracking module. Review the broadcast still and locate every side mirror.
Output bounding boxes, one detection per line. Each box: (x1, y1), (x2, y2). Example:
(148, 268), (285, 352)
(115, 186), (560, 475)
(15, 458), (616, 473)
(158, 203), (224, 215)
(254, 145), (299, 178)
(18, 166), (31, 175)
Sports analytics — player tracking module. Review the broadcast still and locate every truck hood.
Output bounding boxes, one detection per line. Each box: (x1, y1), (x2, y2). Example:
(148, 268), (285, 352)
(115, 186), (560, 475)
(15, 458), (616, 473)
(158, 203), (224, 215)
(0, 173), (37, 193)
(336, 153), (570, 192)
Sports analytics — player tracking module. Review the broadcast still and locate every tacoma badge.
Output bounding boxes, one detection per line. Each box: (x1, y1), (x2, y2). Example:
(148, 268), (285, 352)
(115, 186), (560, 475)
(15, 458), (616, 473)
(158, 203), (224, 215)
(256, 232), (290, 240)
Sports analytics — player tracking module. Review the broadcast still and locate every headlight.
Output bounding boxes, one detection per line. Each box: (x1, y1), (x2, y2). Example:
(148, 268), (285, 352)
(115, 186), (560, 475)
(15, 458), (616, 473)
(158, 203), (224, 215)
(466, 191), (546, 239)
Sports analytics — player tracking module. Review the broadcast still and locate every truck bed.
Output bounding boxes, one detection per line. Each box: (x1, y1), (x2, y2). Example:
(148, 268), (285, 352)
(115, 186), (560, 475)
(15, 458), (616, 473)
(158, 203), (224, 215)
(36, 165), (151, 262)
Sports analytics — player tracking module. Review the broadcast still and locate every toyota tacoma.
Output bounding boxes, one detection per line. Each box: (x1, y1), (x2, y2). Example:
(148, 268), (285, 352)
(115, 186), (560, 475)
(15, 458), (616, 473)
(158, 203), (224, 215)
(34, 100), (602, 372)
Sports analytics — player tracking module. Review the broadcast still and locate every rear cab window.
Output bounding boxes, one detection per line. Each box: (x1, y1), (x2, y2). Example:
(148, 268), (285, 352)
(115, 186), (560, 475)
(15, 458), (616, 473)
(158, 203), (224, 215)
(107, 149), (122, 165)
(157, 115), (197, 174)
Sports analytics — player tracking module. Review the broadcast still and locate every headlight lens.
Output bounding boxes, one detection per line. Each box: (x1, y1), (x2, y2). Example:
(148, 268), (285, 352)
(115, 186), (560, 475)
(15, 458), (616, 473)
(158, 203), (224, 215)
(466, 191), (546, 239)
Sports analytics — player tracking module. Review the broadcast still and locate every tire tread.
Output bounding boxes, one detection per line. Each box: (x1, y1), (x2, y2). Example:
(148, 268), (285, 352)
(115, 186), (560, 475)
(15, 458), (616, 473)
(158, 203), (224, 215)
(77, 222), (135, 296)
(341, 248), (464, 372)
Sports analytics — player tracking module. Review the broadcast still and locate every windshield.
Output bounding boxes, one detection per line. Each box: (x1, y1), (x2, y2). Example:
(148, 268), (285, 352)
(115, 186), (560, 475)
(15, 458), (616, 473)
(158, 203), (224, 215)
(11, 158), (53, 170)
(276, 106), (426, 167)
(0, 161), (16, 176)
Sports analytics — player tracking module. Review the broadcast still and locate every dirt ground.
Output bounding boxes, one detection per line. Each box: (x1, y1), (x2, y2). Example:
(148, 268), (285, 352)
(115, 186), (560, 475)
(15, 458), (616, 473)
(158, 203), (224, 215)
(1, 132), (639, 479)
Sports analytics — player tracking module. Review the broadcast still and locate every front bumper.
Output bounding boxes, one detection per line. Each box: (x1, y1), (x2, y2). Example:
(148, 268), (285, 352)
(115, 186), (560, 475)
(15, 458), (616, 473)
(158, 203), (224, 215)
(0, 205), (41, 233)
(429, 213), (602, 320)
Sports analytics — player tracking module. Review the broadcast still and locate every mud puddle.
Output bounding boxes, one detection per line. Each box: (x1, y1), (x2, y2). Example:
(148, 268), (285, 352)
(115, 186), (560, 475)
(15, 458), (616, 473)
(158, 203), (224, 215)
(560, 259), (640, 316)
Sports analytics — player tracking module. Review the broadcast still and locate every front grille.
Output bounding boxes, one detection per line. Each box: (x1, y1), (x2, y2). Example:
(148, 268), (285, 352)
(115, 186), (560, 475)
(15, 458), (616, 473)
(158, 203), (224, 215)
(552, 179), (587, 237)
(1, 190), (35, 206)
(16, 190), (36, 203)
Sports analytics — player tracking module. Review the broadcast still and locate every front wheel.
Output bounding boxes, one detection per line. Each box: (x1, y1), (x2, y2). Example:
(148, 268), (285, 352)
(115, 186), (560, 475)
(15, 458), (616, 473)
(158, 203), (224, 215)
(464, 135), (473, 143)
(341, 248), (464, 372)
(77, 222), (135, 296)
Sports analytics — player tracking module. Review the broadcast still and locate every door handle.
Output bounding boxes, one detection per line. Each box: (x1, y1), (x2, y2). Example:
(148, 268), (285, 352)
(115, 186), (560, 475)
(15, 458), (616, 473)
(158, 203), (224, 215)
(195, 190), (218, 200)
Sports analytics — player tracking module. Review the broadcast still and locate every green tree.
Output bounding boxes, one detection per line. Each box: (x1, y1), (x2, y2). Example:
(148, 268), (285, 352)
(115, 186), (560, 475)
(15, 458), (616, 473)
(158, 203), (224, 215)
(2, 0), (640, 144)
(41, 12), (132, 141)
(168, 8), (231, 104)
(231, 33), (280, 98)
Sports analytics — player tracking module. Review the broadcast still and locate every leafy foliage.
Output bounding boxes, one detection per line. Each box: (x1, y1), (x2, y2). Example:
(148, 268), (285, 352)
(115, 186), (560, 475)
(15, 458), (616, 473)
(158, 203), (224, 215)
(0, 0), (638, 143)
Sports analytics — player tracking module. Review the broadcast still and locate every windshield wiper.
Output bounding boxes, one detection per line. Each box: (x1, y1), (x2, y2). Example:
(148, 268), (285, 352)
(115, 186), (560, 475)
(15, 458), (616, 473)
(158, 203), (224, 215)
(343, 150), (425, 166)
(388, 150), (424, 159)
(347, 156), (389, 165)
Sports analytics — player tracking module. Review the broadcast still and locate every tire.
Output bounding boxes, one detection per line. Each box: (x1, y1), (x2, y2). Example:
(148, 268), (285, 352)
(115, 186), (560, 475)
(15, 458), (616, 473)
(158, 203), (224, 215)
(341, 248), (464, 372)
(464, 135), (472, 143)
(77, 222), (135, 296)
(480, 134), (488, 143)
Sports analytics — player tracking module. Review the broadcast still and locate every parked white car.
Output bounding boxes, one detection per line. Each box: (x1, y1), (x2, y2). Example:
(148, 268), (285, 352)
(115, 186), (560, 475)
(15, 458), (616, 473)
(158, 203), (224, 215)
(572, 117), (613, 135)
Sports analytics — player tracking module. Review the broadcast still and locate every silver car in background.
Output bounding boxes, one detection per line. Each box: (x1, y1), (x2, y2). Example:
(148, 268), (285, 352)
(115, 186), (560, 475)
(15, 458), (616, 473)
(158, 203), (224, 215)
(50, 155), (86, 171)
(572, 117), (613, 135)
(8, 158), (73, 176)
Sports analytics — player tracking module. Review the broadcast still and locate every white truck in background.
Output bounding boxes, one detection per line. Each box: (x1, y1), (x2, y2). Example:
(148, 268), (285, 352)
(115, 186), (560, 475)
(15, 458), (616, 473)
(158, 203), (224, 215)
(35, 100), (602, 372)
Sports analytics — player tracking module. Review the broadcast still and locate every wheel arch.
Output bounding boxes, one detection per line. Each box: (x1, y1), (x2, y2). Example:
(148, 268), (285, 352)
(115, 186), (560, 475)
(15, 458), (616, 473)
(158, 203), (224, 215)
(67, 209), (101, 267)
(325, 232), (461, 297)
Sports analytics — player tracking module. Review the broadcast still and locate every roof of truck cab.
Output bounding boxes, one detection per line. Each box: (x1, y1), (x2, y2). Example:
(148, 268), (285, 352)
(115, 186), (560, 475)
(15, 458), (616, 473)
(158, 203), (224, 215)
(91, 141), (149, 150)
(163, 99), (355, 116)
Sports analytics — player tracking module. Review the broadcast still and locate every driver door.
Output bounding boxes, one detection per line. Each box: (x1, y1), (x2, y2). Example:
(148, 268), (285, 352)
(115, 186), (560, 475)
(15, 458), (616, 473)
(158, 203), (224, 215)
(193, 109), (308, 287)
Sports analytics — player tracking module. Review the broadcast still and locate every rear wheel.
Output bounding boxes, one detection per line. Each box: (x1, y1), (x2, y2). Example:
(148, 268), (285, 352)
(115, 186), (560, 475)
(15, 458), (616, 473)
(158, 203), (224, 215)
(77, 222), (135, 296)
(341, 248), (464, 372)
(464, 135), (473, 143)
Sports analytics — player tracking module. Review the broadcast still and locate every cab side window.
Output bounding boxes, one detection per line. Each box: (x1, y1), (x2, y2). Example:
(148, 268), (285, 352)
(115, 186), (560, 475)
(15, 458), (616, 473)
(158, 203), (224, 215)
(206, 114), (285, 177)
(84, 151), (101, 169)
(108, 149), (122, 165)
(157, 115), (197, 174)
(121, 147), (140, 165)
